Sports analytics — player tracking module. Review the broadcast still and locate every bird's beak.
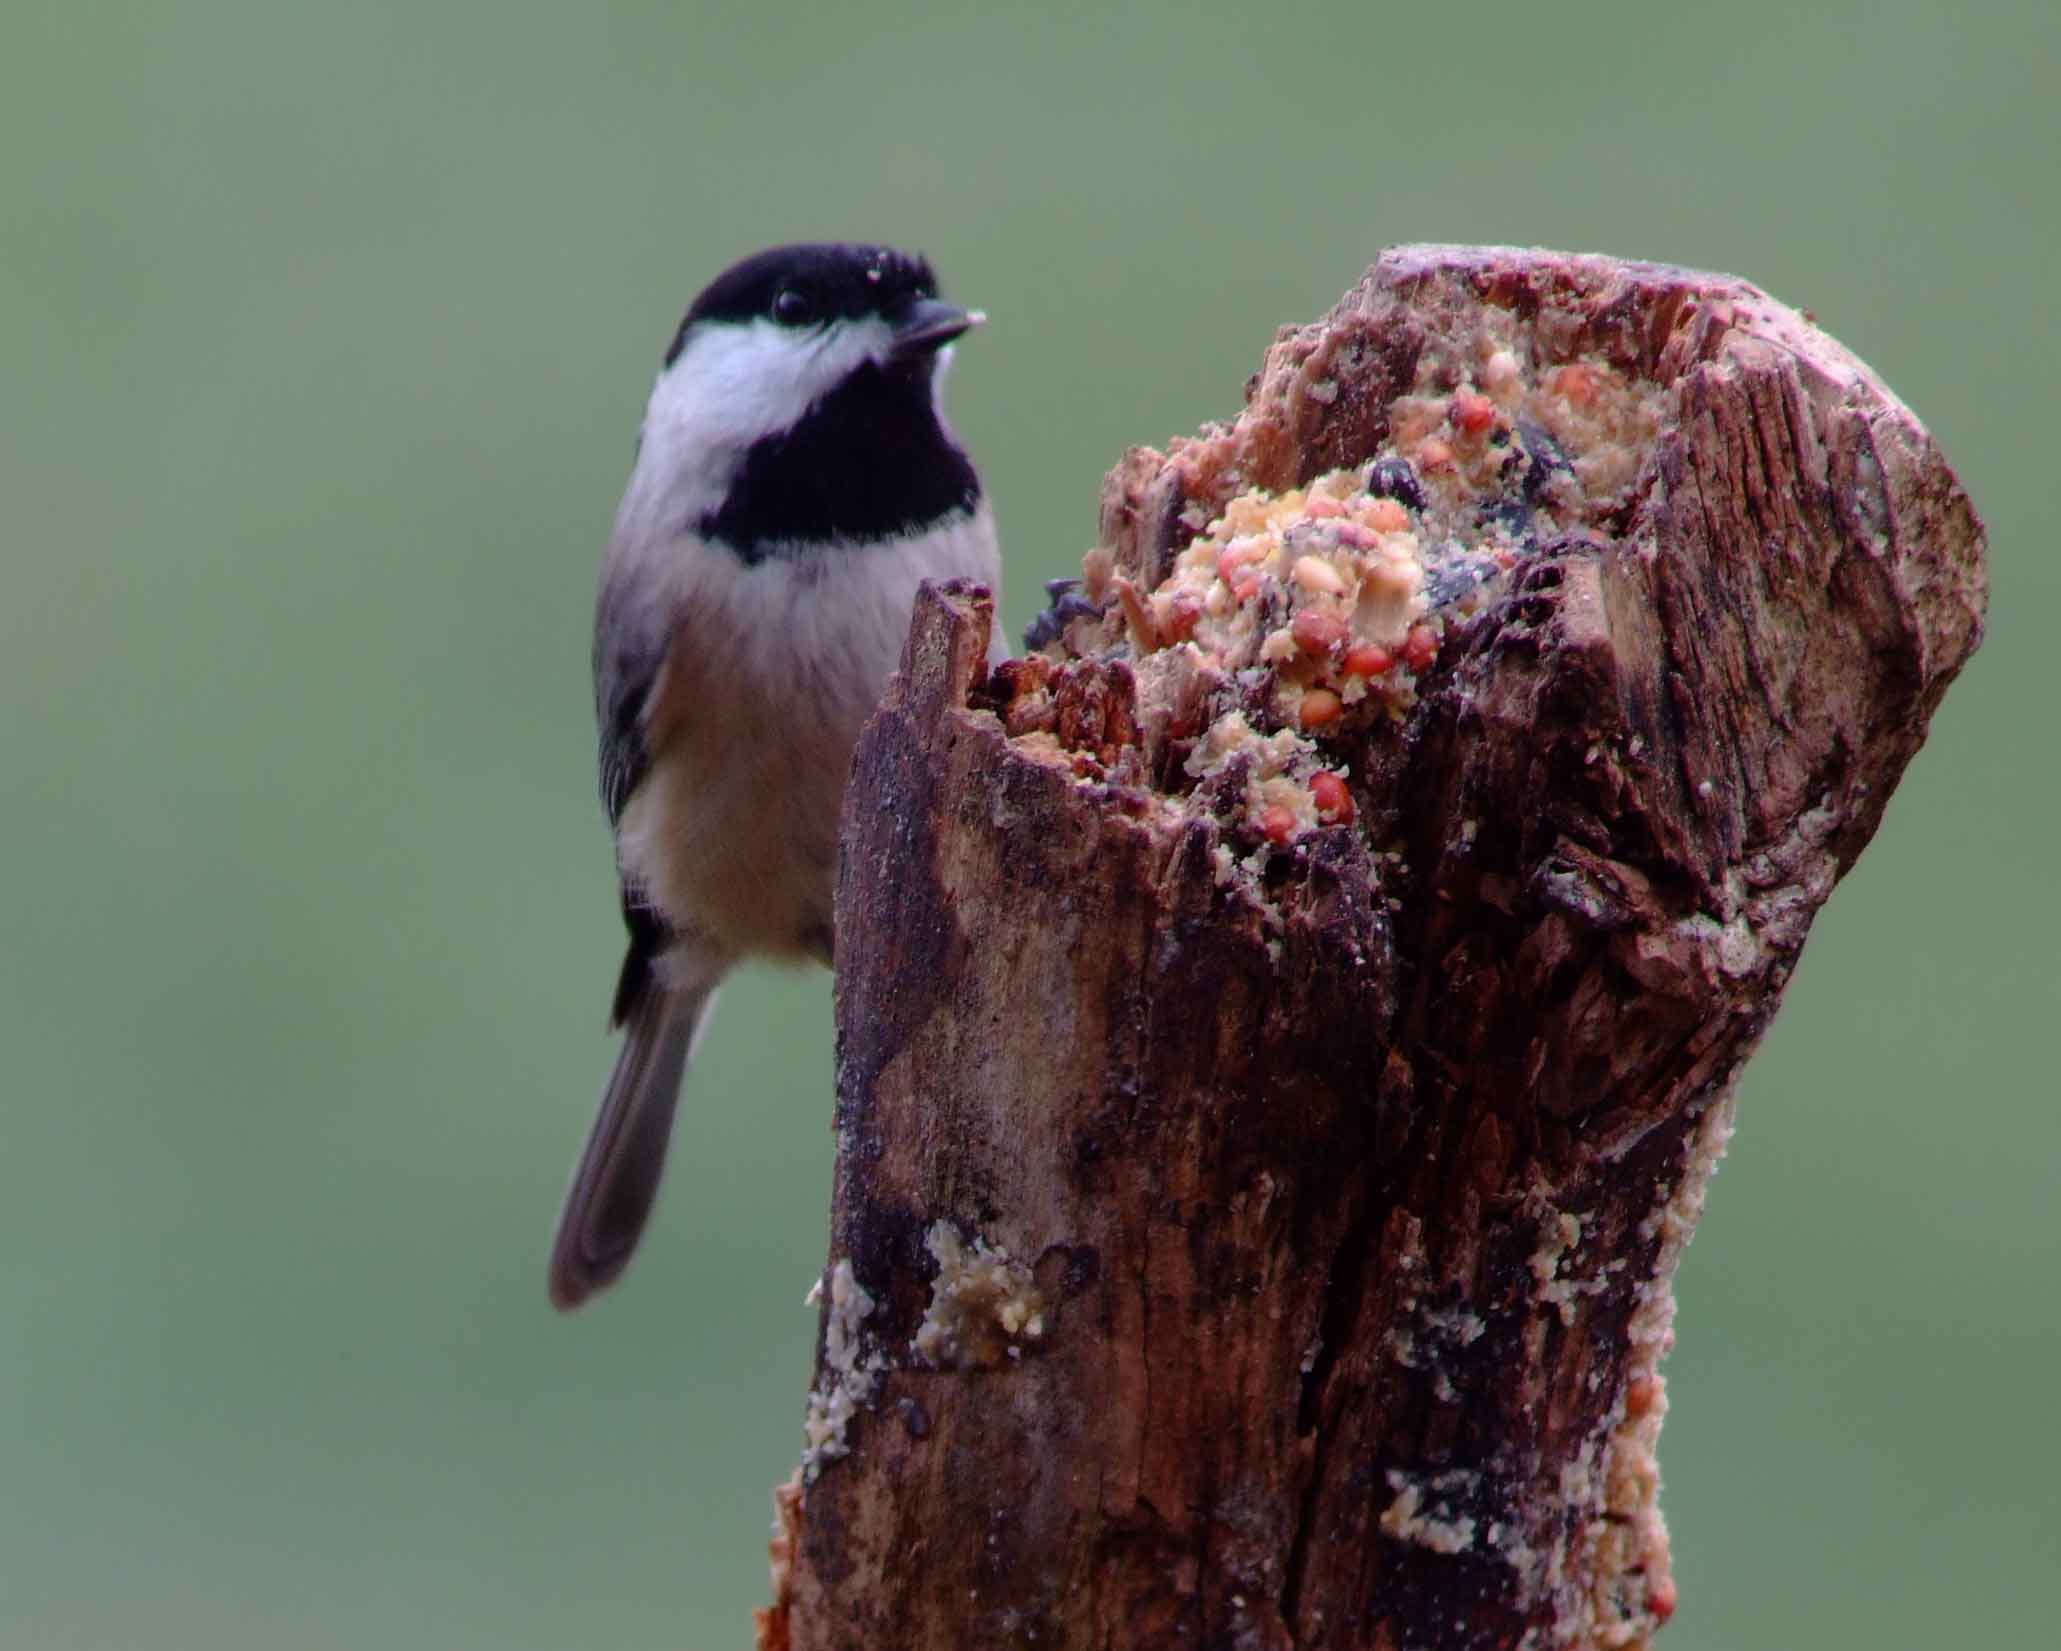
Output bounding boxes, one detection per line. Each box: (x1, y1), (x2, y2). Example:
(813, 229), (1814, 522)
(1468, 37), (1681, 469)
(890, 298), (984, 356)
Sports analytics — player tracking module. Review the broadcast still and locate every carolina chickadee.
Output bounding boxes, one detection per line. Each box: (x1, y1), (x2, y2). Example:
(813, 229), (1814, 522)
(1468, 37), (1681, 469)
(550, 243), (1000, 1310)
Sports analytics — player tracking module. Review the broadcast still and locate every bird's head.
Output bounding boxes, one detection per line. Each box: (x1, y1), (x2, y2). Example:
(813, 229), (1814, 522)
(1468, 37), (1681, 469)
(654, 243), (978, 449)
(621, 244), (983, 555)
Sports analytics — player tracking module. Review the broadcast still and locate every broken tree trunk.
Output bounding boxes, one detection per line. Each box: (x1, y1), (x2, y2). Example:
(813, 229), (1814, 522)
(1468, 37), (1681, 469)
(760, 245), (1987, 1650)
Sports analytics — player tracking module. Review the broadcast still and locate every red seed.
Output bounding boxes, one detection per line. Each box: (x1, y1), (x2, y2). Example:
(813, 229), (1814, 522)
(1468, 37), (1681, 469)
(1303, 493), (1345, 518)
(1451, 390), (1497, 436)
(1291, 609), (1347, 656)
(1343, 642), (1394, 677)
(1402, 624), (1439, 673)
(1160, 592), (1203, 642)
(1362, 497), (1410, 534)
(1231, 574), (1262, 603)
(1649, 1577), (1678, 1623)
(1218, 541), (1263, 582)
(1416, 436), (1454, 471)
(1298, 688), (1343, 729)
(1259, 805), (1298, 846)
(1624, 1375), (1663, 1418)
(1553, 363), (1600, 407)
(1310, 771), (1354, 825)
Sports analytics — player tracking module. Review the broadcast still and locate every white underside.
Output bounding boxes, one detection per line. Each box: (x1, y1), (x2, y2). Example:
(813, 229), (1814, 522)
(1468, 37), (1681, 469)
(615, 506), (1002, 967)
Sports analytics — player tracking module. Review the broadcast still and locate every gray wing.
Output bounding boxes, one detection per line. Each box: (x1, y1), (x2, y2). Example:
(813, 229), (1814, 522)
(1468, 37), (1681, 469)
(593, 548), (678, 1024)
(593, 554), (671, 830)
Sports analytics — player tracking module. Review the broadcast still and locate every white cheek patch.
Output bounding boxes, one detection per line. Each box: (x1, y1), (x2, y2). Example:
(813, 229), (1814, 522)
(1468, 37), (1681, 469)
(613, 314), (906, 549)
(655, 317), (896, 453)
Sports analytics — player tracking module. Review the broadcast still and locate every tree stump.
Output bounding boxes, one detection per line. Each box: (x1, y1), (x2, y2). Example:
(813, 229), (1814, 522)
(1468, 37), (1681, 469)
(759, 245), (1987, 1650)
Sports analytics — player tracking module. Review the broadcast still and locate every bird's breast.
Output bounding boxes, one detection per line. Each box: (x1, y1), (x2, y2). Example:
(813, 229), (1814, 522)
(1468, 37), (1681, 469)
(618, 508), (1000, 960)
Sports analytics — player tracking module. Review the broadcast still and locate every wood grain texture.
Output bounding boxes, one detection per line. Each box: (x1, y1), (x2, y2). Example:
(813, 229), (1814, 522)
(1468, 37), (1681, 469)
(762, 245), (1986, 1651)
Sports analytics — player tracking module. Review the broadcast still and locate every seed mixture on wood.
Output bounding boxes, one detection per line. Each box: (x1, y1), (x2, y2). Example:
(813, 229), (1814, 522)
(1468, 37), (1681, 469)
(996, 322), (1662, 876)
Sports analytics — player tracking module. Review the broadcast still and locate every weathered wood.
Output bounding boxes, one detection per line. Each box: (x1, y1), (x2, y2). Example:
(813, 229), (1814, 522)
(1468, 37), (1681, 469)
(760, 245), (1986, 1650)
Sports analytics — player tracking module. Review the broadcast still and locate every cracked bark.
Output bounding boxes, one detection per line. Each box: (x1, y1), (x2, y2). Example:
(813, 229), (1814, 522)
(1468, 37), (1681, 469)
(757, 246), (1987, 1650)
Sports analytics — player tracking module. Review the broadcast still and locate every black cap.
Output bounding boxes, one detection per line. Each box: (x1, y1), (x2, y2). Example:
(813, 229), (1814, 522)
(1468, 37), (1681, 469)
(665, 243), (946, 365)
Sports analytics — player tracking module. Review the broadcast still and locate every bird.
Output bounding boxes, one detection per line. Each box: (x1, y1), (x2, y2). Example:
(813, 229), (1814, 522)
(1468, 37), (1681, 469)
(549, 243), (1000, 1310)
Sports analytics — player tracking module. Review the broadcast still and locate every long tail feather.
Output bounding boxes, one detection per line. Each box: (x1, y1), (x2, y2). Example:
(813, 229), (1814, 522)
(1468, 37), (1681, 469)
(548, 978), (716, 1310)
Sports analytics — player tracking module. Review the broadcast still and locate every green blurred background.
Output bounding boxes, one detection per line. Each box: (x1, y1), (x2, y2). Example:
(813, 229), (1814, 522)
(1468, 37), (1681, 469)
(3, 1), (2053, 1645)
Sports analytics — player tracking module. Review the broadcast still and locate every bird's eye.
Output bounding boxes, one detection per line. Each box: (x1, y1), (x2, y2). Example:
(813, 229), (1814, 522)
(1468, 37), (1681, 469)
(772, 289), (814, 326)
